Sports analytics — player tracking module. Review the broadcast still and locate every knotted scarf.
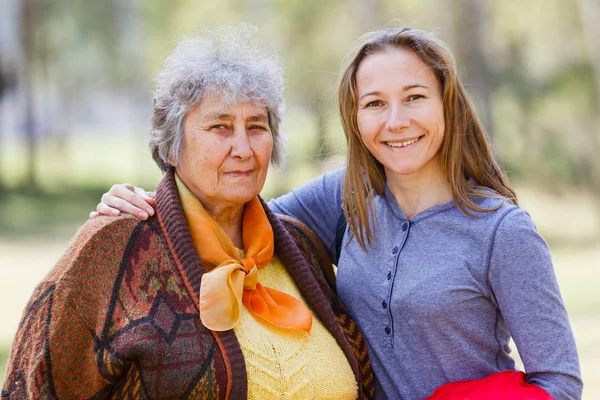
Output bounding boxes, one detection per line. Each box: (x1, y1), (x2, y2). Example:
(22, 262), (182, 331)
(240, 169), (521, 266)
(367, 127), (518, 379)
(175, 174), (313, 332)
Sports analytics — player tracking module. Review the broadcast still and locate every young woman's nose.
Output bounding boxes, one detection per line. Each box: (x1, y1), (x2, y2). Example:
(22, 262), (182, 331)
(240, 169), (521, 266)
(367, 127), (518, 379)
(385, 105), (410, 132)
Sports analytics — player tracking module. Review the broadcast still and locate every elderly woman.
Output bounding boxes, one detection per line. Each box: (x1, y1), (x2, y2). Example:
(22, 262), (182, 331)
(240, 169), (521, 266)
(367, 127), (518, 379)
(1, 25), (373, 399)
(93, 26), (582, 400)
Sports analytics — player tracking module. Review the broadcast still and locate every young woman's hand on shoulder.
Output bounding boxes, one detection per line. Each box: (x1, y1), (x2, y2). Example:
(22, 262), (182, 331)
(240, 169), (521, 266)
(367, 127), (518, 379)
(90, 184), (155, 220)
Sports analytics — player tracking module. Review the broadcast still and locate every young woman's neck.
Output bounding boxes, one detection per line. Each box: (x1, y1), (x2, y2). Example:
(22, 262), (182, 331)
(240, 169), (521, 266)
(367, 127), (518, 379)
(385, 158), (452, 219)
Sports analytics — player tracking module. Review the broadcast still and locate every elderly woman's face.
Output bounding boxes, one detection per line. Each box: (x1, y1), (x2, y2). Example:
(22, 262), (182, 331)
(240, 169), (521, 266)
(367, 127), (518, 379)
(174, 93), (273, 210)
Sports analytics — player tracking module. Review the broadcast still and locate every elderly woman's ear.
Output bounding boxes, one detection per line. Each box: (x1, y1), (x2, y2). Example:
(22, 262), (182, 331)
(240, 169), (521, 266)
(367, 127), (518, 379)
(168, 152), (178, 168)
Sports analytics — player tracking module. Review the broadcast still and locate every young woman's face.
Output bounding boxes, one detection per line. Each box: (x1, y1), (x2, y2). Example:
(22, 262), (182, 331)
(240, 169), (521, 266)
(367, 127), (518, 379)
(355, 48), (445, 179)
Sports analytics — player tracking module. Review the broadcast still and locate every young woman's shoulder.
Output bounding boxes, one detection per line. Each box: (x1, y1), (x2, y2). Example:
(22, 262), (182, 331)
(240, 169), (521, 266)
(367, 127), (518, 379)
(269, 167), (345, 212)
(469, 184), (527, 221)
(461, 189), (541, 244)
(470, 193), (546, 262)
(268, 167), (346, 258)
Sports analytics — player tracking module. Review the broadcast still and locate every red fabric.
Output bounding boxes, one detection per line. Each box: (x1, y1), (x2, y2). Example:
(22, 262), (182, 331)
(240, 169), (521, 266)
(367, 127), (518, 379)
(426, 371), (553, 400)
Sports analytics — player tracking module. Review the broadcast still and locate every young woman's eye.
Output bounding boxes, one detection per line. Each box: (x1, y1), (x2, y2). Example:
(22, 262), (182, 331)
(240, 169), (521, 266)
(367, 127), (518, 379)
(365, 100), (384, 108)
(407, 94), (424, 102)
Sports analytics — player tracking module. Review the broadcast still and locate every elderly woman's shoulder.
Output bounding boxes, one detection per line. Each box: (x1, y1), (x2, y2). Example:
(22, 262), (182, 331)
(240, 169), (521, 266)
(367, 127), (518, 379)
(52, 215), (148, 280)
(75, 214), (145, 246)
(25, 215), (150, 324)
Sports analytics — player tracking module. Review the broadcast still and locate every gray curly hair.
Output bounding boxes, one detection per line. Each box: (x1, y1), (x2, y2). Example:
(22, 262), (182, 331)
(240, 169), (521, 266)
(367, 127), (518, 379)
(149, 24), (285, 172)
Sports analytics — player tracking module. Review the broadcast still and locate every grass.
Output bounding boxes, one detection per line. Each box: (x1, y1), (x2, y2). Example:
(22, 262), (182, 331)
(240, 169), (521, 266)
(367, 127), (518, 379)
(0, 346), (8, 384)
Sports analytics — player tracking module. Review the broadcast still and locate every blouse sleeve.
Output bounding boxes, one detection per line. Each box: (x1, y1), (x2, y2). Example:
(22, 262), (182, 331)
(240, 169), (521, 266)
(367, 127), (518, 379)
(268, 167), (345, 260)
(487, 207), (583, 400)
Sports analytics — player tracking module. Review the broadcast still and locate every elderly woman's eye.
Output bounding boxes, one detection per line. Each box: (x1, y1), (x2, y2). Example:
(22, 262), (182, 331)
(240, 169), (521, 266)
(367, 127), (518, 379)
(249, 125), (268, 132)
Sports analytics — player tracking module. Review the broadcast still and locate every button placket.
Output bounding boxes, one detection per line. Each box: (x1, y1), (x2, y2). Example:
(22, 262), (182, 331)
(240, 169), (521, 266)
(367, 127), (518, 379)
(384, 219), (410, 347)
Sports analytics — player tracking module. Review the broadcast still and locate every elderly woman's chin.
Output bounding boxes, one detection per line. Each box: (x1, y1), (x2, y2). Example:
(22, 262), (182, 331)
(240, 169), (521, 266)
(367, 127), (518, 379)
(174, 165), (270, 210)
(214, 172), (269, 205)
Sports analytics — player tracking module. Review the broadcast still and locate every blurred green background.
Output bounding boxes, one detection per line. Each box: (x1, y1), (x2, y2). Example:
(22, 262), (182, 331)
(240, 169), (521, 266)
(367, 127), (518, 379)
(1, 0), (599, 396)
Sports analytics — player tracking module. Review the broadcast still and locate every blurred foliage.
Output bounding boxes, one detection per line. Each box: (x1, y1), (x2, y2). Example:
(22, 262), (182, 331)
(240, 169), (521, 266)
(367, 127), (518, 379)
(1, 1), (599, 394)
(0, 346), (8, 378)
(0, 187), (104, 238)
(0, 0), (599, 226)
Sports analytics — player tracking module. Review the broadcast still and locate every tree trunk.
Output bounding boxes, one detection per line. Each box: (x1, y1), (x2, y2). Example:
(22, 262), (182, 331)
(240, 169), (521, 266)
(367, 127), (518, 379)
(350, 0), (382, 32)
(20, 0), (37, 190)
(576, 0), (600, 120)
(452, 0), (495, 139)
(575, 0), (600, 218)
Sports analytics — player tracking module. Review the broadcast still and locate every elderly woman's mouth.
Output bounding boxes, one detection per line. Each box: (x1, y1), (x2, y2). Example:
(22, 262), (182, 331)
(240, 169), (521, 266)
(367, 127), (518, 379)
(225, 169), (254, 177)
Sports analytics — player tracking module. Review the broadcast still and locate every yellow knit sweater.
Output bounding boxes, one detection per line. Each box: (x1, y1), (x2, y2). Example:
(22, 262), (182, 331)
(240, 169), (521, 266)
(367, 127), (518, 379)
(175, 176), (358, 399)
(233, 254), (357, 399)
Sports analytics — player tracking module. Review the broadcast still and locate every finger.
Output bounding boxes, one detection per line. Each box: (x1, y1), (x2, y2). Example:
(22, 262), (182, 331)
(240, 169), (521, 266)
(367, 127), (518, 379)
(118, 185), (155, 214)
(99, 196), (149, 220)
(104, 186), (154, 217)
(89, 211), (99, 219)
(133, 187), (157, 211)
(96, 202), (121, 217)
(107, 183), (136, 198)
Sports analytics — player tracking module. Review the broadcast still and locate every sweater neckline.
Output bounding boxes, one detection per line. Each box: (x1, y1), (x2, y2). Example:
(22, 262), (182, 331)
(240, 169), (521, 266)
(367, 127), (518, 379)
(382, 184), (457, 222)
(155, 169), (340, 328)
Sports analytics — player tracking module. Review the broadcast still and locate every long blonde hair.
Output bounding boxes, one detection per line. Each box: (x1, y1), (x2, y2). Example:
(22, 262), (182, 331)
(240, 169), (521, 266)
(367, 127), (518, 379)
(338, 27), (517, 250)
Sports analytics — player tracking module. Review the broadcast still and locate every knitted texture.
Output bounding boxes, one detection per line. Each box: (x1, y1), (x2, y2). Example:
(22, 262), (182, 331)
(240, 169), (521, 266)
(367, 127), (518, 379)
(277, 214), (374, 399)
(2, 169), (373, 399)
(233, 255), (357, 399)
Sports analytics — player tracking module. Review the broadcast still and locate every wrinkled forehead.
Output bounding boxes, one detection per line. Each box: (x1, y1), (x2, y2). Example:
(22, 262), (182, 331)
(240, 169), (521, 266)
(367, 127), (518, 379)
(195, 90), (269, 120)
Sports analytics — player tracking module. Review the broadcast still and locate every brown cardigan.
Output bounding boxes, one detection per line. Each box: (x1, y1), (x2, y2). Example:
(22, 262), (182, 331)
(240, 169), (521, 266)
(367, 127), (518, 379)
(2, 169), (373, 399)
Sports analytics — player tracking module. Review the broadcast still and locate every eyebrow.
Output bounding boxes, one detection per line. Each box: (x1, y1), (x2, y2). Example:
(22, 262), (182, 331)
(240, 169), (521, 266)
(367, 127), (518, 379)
(359, 84), (430, 100)
(203, 112), (233, 121)
(202, 112), (268, 123)
(246, 115), (269, 123)
(403, 84), (429, 91)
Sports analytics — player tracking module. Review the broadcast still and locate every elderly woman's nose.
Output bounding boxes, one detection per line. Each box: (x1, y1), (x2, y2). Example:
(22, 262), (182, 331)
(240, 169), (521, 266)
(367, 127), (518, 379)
(385, 106), (410, 132)
(230, 132), (253, 159)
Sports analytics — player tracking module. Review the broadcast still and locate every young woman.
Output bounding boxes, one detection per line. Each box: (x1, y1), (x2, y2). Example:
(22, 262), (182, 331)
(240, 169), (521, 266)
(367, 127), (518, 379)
(93, 27), (582, 399)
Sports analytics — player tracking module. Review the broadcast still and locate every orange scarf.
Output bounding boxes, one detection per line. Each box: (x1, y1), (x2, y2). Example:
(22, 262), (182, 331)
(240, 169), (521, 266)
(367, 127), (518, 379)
(175, 174), (313, 332)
